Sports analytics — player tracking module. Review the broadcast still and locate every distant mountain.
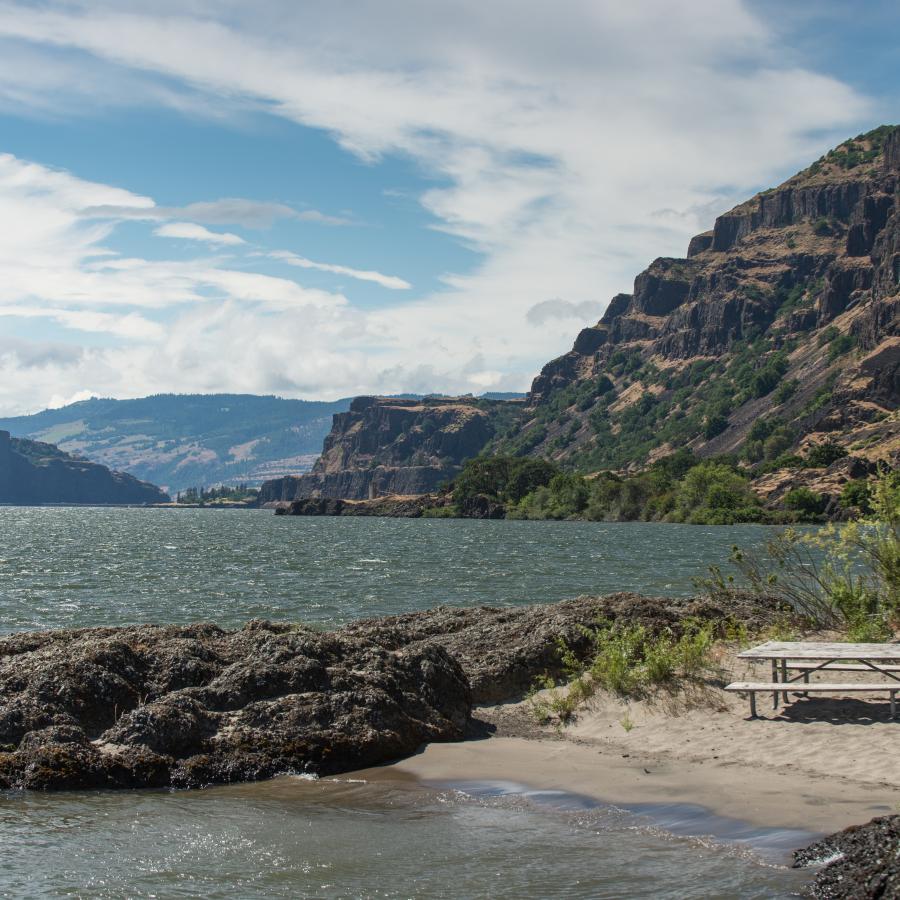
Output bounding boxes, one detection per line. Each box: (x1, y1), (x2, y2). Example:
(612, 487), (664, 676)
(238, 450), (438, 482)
(0, 394), (353, 494)
(0, 431), (168, 505)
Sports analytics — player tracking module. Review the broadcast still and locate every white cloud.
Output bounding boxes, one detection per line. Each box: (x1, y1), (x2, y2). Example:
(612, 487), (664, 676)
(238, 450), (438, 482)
(154, 222), (245, 245)
(84, 198), (349, 228)
(0, 305), (165, 340)
(270, 251), (411, 290)
(526, 298), (604, 326)
(0, 0), (878, 414)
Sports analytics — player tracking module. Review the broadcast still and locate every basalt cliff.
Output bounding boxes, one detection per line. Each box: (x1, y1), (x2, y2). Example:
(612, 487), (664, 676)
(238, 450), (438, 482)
(0, 430), (169, 506)
(258, 396), (521, 503)
(500, 125), (900, 483)
(262, 126), (900, 510)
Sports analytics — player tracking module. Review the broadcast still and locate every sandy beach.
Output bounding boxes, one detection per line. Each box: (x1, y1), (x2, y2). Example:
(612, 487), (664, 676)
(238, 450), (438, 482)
(351, 644), (900, 837)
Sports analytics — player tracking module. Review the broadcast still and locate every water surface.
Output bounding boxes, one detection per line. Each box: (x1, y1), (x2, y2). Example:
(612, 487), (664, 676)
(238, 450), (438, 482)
(0, 507), (810, 898)
(0, 507), (778, 633)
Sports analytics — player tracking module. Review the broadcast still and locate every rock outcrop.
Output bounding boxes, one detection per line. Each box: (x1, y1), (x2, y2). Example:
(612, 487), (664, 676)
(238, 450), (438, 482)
(0, 431), (169, 505)
(259, 396), (520, 502)
(794, 814), (900, 898)
(0, 620), (470, 790)
(495, 125), (900, 474)
(0, 592), (785, 790)
(343, 591), (785, 703)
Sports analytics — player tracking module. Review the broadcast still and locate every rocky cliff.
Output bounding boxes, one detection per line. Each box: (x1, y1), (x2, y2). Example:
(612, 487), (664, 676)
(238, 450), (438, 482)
(258, 396), (521, 502)
(0, 431), (169, 505)
(496, 125), (900, 474)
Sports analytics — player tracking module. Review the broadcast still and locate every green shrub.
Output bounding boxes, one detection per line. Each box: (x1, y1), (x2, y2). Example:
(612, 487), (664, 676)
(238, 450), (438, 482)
(716, 473), (900, 635)
(840, 479), (872, 514)
(804, 441), (847, 468)
(772, 379), (798, 404)
(827, 333), (856, 361)
(782, 487), (826, 517)
(671, 463), (762, 522)
(704, 414), (728, 440)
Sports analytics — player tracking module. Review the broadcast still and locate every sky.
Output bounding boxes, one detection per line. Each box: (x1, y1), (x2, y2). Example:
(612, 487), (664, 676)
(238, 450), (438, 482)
(0, 0), (896, 415)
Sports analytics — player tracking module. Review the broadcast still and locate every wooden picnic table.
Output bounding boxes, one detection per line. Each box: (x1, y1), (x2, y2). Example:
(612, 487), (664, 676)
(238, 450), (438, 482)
(729, 641), (900, 719)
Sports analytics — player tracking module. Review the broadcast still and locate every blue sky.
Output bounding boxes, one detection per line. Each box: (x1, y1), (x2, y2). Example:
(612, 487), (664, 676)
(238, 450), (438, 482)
(0, 0), (894, 414)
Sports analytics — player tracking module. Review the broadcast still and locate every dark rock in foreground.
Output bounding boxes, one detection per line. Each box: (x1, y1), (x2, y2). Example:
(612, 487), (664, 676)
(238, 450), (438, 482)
(0, 621), (470, 790)
(795, 815), (900, 898)
(0, 592), (785, 790)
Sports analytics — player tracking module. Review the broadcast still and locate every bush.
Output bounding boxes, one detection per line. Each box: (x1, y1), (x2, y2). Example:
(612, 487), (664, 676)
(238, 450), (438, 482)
(715, 473), (900, 636)
(671, 463), (762, 522)
(841, 479), (872, 514)
(536, 619), (718, 712)
(772, 379), (798, 404)
(828, 333), (856, 362)
(763, 427), (795, 460)
(453, 455), (561, 509)
(704, 413), (728, 440)
(783, 487), (826, 517)
(804, 441), (847, 468)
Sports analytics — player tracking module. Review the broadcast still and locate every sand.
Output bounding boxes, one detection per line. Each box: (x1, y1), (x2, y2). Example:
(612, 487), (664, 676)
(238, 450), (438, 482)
(349, 643), (900, 836)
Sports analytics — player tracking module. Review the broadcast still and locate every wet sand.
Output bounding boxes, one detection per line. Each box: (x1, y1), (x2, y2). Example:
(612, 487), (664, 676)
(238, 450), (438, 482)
(350, 644), (900, 838)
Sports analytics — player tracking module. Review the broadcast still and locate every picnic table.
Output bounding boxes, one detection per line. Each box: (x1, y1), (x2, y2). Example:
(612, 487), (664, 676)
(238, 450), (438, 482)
(726, 641), (900, 719)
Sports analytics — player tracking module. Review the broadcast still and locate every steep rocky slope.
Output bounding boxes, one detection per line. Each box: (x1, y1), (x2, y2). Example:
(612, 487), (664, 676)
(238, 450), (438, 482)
(495, 125), (900, 479)
(259, 396), (522, 502)
(0, 431), (168, 505)
(260, 127), (899, 510)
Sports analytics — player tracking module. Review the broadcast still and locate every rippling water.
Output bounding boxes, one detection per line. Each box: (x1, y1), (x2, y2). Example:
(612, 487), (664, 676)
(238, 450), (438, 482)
(0, 507), (810, 898)
(0, 507), (781, 632)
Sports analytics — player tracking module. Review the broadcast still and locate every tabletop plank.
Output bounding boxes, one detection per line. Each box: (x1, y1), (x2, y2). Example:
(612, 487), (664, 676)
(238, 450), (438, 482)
(738, 641), (900, 660)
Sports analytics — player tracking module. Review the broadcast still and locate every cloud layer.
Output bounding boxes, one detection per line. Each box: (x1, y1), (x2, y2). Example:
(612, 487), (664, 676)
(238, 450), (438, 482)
(0, 0), (876, 414)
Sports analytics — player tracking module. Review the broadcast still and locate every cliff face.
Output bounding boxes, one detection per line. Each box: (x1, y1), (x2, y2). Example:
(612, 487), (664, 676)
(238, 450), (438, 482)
(258, 397), (520, 502)
(0, 431), (169, 505)
(502, 125), (900, 470)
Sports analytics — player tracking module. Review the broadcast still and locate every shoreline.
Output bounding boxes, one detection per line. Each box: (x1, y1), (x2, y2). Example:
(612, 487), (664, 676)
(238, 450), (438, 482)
(348, 696), (900, 839)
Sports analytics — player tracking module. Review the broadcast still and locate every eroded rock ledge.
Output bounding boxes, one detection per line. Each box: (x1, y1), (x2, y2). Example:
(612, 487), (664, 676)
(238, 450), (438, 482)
(0, 593), (782, 791)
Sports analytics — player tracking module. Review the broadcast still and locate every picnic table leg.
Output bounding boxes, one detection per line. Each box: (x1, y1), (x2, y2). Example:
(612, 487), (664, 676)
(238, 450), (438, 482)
(781, 659), (789, 704)
(802, 670), (809, 697)
(892, 691), (896, 721)
(749, 691), (757, 719)
(771, 660), (779, 709)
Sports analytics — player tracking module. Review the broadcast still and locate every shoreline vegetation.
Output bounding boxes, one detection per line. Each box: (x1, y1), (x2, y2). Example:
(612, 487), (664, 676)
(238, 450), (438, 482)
(275, 447), (894, 525)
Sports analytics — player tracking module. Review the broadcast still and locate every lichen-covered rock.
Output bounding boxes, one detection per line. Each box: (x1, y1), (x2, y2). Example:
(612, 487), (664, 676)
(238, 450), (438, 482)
(0, 620), (470, 791)
(794, 814), (900, 898)
(0, 592), (788, 790)
(344, 591), (786, 703)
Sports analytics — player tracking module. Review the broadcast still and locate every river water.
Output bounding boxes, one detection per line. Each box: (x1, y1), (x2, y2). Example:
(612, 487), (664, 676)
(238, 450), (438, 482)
(0, 508), (812, 898)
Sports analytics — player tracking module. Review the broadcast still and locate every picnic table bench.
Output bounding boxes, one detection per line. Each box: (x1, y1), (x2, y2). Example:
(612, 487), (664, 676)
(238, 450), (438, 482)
(725, 641), (900, 719)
